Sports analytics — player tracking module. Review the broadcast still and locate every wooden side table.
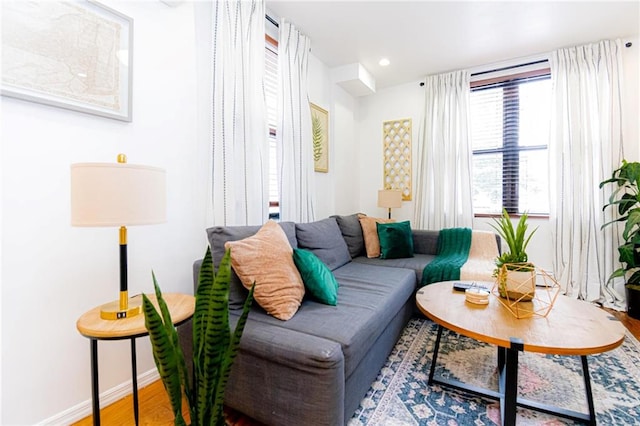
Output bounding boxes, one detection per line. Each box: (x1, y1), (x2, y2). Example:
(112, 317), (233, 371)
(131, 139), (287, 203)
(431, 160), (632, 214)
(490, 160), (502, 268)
(76, 293), (195, 426)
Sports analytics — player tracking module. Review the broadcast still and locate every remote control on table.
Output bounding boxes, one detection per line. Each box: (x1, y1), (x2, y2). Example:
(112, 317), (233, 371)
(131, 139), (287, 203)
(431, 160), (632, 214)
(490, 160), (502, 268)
(452, 282), (489, 292)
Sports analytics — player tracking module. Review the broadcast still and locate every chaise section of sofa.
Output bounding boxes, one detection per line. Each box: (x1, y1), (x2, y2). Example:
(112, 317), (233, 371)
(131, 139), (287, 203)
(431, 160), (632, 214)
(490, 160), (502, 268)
(187, 215), (447, 425)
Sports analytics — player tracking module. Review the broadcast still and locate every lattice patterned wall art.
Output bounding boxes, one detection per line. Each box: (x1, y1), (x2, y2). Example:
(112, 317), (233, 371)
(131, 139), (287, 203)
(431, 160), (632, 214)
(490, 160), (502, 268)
(383, 118), (412, 201)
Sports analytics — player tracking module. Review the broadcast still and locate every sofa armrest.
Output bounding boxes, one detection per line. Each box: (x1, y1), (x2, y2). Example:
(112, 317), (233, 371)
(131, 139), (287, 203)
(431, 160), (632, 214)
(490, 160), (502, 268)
(225, 314), (345, 425)
(192, 258), (202, 293)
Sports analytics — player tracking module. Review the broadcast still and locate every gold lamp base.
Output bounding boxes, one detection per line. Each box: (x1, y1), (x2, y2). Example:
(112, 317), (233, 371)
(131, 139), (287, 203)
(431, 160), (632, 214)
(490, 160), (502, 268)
(100, 296), (142, 320)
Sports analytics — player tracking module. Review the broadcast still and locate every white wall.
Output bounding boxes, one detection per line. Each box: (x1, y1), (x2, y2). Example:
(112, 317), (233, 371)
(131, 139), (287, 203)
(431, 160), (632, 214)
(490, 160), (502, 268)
(308, 55), (360, 219)
(356, 81), (423, 221)
(0, 1), (206, 424)
(355, 35), (640, 271)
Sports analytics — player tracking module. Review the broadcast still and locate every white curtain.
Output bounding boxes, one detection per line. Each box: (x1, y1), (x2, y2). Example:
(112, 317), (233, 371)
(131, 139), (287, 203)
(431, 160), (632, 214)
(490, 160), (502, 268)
(414, 70), (473, 230)
(549, 39), (625, 309)
(195, 0), (268, 226)
(277, 20), (315, 223)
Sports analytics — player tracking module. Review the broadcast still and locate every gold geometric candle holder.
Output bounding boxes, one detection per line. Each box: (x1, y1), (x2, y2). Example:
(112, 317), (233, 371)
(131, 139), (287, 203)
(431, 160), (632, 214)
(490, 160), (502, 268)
(491, 266), (561, 319)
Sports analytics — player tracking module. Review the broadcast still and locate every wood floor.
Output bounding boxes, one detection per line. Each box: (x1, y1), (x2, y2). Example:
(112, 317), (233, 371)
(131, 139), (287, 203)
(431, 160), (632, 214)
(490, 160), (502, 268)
(73, 310), (640, 426)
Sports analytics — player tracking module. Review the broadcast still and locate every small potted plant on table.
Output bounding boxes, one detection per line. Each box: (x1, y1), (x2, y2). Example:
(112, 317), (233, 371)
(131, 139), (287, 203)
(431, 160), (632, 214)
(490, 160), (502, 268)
(600, 160), (640, 319)
(490, 209), (538, 301)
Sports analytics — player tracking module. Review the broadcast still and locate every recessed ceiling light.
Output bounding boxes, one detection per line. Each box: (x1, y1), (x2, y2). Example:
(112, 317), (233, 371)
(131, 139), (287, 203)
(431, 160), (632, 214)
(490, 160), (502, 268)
(379, 58), (390, 67)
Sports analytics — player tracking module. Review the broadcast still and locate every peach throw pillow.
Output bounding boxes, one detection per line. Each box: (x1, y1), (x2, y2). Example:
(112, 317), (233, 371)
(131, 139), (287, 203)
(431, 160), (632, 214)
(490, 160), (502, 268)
(358, 215), (395, 258)
(225, 220), (304, 321)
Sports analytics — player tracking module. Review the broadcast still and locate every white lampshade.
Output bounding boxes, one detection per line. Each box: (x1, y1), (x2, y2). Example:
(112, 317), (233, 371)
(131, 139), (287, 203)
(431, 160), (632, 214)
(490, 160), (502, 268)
(377, 189), (402, 209)
(70, 161), (166, 227)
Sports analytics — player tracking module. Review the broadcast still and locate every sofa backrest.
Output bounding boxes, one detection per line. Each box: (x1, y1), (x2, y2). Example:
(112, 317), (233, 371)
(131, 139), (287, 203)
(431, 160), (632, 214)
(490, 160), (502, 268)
(205, 222), (297, 309)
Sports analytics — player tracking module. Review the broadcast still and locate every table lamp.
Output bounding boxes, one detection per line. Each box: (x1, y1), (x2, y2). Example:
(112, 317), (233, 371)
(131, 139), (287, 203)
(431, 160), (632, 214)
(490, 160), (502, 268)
(377, 189), (402, 219)
(70, 154), (166, 320)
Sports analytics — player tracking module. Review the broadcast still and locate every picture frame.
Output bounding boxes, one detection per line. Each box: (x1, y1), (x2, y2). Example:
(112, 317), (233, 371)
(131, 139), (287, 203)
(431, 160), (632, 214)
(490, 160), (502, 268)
(1, 0), (133, 122)
(310, 103), (329, 173)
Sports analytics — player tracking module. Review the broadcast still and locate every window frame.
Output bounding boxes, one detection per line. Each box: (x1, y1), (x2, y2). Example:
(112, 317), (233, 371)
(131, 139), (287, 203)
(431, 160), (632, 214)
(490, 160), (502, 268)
(470, 65), (551, 217)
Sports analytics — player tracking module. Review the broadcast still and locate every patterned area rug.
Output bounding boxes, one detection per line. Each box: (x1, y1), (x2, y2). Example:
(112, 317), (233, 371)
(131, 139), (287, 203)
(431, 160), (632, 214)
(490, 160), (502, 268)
(349, 317), (640, 425)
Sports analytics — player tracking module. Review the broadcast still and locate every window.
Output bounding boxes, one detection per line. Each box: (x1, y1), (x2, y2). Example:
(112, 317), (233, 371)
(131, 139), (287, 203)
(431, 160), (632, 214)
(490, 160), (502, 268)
(265, 34), (279, 219)
(470, 65), (551, 215)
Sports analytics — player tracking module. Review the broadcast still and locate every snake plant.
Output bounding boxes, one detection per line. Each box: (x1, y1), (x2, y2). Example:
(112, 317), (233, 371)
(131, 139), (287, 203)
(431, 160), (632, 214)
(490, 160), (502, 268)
(143, 247), (254, 426)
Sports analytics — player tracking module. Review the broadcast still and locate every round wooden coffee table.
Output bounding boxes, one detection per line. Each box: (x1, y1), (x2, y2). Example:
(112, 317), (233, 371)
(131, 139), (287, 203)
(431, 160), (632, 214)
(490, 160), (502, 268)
(416, 281), (625, 426)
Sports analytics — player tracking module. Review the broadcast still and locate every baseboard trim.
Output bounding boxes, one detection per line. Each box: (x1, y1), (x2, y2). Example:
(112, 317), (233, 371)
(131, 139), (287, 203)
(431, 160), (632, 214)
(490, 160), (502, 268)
(38, 369), (160, 425)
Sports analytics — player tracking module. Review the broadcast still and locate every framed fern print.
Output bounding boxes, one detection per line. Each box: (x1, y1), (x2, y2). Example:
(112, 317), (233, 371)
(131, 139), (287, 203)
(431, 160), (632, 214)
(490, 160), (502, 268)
(310, 103), (329, 173)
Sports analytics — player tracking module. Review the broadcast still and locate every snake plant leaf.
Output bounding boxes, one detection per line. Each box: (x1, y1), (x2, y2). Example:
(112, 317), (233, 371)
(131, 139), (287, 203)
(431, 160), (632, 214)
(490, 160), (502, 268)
(145, 245), (253, 426)
(194, 248), (235, 426)
(152, 272), (194, 414)
(211, 283), (254, 426)
(142, 292), (187, 426)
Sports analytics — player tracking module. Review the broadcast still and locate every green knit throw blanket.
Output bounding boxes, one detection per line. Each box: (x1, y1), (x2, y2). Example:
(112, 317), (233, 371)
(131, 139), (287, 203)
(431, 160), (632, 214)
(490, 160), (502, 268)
(421, 228), (472, 286)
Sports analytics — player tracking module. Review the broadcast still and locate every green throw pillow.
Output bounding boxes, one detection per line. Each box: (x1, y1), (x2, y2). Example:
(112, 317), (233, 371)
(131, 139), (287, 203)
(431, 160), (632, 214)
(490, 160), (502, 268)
(377, 221), (414, 259)
(293, 248), (339, 305)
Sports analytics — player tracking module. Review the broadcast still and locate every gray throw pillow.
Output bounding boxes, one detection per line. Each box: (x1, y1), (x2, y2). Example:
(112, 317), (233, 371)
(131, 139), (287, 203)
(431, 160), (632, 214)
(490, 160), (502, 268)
(332, 213), (366, 258)
(295, 217), (352, 271)
(205, 221), (297, 309)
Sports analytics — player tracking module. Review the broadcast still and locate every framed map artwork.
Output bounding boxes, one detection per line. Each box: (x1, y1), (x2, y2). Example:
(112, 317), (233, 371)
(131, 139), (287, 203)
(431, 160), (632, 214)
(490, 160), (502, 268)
(1, 1), (133, 121)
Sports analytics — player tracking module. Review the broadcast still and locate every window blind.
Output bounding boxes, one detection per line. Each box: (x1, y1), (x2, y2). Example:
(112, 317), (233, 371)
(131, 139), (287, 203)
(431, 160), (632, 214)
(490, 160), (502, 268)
(265, 36), (278, 209)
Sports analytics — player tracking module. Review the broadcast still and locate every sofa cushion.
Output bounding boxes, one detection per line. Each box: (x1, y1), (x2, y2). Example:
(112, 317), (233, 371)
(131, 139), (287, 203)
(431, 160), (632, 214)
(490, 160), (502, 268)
(332, 213), (366, 258)
(206, 221), (297, 309)
(358, 215), (395, 258)
(352, 254), (436, 284)
(377, 221), (414, 259)
(293, 248), (339, 305)
(295, 218), (351, 271)
(224, 221), (304, 320)
(232, 261), (416, 379)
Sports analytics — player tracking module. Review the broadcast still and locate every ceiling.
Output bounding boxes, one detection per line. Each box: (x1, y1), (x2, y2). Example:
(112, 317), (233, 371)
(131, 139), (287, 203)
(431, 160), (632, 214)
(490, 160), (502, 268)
(266, 1), (640, 91)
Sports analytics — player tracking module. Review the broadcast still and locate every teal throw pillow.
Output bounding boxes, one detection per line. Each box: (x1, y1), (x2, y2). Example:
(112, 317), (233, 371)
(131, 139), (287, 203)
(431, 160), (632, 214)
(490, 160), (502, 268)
(293, 248), (339, 305)
(377, 221), (414, 259)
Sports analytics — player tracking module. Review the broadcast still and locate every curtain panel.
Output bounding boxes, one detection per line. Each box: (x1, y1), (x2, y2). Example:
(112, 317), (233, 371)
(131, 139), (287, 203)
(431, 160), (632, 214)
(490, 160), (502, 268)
(195, 0), (269, 226)
(414, 70), (474, 230)
(277, 20), (315, 223)
(549, 39), (626, 309)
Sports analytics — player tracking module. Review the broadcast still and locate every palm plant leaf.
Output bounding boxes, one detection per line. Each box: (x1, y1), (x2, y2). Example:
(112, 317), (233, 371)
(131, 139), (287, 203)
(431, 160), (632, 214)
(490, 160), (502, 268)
(623, 209), (640, 241)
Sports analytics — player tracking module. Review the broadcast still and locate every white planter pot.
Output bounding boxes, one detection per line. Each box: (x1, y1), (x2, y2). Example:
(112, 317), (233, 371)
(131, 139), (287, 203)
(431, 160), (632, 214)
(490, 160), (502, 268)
(504, 269), (536, 301)
(497, 263), (536, 302)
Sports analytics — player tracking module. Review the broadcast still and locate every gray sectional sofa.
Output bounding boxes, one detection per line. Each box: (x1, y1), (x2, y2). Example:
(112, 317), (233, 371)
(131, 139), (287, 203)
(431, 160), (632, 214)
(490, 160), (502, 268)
(188, 214), (445, 425)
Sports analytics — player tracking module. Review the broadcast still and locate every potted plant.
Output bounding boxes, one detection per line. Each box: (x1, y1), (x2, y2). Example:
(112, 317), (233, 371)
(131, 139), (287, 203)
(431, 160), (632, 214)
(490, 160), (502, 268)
(490, 208), (538, 301)
(600, 160), (640, 319)
(143, 247), (254, 426)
